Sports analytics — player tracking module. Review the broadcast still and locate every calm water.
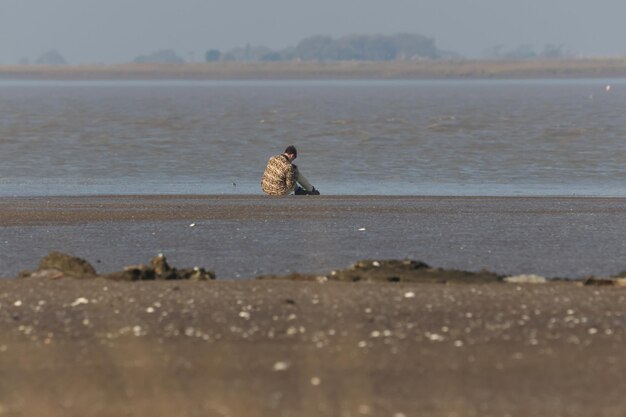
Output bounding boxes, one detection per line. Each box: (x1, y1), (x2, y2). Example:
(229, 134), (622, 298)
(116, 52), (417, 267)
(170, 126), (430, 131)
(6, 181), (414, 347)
(1, 79), (626, 196)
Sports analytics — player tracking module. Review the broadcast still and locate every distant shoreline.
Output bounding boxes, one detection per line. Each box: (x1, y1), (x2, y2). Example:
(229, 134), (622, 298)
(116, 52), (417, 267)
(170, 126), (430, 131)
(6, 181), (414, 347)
(2, 59), (626, 80)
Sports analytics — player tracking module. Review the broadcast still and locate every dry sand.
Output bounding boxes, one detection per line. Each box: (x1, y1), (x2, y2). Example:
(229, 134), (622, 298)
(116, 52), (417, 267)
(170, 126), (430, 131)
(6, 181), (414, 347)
(1, 195), (625, 416)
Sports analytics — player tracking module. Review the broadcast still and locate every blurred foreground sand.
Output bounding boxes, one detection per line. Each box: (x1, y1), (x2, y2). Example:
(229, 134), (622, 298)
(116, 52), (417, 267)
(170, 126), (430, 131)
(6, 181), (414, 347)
(0, 279), (624, 417)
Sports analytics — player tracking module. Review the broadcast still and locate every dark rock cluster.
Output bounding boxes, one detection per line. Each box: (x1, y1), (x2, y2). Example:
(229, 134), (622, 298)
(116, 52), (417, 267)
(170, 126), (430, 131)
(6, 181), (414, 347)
(329, 259), (503, 283)
(18, 252), (215, 281)
(258, 259), (503, 283)
(16, 253), (626, 286)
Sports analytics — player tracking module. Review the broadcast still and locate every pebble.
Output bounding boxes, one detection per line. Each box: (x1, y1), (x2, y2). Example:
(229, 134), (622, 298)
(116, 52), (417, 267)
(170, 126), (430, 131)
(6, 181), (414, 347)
(404, 291), (415, 299)
(426, 332), (445, 342)
(273, 361), (290, 371)
(310, 377), (321, 386)
(504, 274), (547, 284)
(71, 297), (89, 307)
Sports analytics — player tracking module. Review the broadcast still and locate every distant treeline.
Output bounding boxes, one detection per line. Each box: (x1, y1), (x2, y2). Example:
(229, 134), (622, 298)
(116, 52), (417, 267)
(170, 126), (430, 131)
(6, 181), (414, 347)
(203, 33), (458, 63)
(19, 34), (575, 66)
(484, 44), (573, 60)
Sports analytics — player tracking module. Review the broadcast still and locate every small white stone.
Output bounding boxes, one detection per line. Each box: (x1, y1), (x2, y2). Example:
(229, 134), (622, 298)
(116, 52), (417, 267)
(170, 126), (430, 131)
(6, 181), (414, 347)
(358, 227), (366, 231)
(13, 300), (22, 307)
(310, 377), (321, 386)
(504, 274), (547, 284)
(146, 307), (155, 313)
(273, 361), (290, 371)
(426, 332), (445, 342)
(372, 261), (380, 267)
(189, 223), (196, 227)
(404, 291), (415, 299)
(71, 297), (89, 307)
(239, 311), (251, 319)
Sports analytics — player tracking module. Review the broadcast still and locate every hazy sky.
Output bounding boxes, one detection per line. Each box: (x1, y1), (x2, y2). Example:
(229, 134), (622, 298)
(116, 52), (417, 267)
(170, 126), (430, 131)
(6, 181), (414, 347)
(1, 0), (625, 64)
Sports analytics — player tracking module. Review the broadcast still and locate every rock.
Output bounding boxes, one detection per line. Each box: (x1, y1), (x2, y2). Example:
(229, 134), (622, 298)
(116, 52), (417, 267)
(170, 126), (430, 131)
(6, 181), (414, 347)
(256, 260), (502, 283)
(151, 254), (171, 276)
(584, 277), (626, 287)
(18, 269), (65, 280)
(175, 267), (216, 281)
(503, 274), (547, 284)
(102, 256), (215, 281)
(17, 252), (215, 281)
(103, 265), (156, 281)
(329, 259), (503, 283)
(17, 270), (32, 279)
(37, 252), (97, 278)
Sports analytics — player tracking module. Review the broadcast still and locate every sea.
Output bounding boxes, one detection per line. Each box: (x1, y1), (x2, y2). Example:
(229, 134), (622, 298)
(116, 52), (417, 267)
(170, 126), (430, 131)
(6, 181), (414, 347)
(1, 78), (626, 197)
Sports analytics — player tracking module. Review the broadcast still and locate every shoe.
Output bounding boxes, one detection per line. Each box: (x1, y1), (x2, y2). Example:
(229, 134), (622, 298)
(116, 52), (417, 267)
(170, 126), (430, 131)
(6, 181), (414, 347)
(294, 186), (320, 196)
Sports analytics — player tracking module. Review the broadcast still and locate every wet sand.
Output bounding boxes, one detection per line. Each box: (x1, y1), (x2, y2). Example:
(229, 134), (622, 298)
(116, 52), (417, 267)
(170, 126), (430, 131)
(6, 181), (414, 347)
(3, 195), (626, 279)
(1, 195), (626, 416)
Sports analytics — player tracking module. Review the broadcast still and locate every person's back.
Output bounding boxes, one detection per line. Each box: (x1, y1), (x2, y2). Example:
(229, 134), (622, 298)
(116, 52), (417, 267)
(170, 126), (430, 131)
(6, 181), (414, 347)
(261, 153), (296, 196)
(261, 145), (319, 196)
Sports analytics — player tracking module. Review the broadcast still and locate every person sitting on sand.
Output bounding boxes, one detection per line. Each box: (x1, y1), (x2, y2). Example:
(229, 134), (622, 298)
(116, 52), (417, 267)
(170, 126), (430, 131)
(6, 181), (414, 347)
(261, 145), (320, 196)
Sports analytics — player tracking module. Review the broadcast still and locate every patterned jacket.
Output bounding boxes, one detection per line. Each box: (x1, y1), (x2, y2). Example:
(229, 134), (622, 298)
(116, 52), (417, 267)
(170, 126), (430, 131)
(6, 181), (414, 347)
(261, 154), (296, 196)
